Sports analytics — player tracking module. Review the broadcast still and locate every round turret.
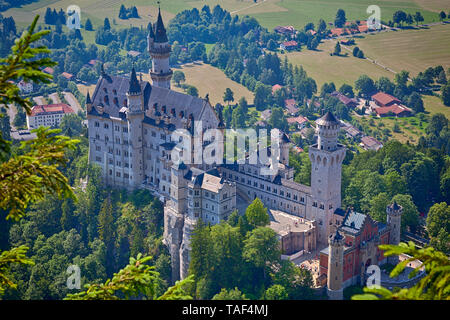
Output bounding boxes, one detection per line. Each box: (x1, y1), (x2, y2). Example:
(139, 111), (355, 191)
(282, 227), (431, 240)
(316, 112), (340, 151)
(327, 229), (344, 300)
(386, 201), (403, 264)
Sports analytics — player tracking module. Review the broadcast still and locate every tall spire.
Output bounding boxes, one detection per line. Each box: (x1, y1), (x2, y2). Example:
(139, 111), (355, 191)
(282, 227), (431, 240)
(128, 66), (141, 94)
(154, 5), (168, 43)
(86, 91), (91, 104)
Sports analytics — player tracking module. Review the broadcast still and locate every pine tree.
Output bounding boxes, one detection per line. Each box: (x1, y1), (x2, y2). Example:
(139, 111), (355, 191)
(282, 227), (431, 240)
(103, 17), (111, 31)
(119, 4), (127, 19)
(44, 8), (52, 24)
(334, 41), (341, 56)
(85, 18), (93, 31)
(131, 6), (139, 18)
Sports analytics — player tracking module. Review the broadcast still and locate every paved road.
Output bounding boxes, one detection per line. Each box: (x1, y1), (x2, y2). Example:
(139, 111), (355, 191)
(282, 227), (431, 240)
(63, 91), (82, 114)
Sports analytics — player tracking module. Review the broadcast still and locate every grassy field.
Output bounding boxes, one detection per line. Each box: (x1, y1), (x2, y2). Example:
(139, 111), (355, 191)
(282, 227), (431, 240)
(168, 62), (254, 105)
(356, 24), (450, 77)
(4, 0), (445, 31)
(280, 40), (395, 89)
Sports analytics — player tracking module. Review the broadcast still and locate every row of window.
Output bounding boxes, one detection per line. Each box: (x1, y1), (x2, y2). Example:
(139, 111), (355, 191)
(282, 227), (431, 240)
(227, 171), (305, 203)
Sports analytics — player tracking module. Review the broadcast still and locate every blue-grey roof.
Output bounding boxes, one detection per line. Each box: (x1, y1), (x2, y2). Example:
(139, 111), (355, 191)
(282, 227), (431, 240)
(341, 210), (367, 234)
(154, 8), (168, 43)
(334, 208), (346, 217)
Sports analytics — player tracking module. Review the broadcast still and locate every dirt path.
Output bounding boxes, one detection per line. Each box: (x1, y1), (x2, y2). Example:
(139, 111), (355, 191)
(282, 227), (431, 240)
(63, 91), (82, 114)
(230, 0), (267, 15)
(33, 96), (46, 105)
(49, 92), (61, 104)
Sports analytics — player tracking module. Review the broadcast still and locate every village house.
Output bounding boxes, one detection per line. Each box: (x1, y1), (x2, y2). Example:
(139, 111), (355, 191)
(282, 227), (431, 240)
(287, 116), (309, 130)
(280, 40), (299, 51)
(42, 67), (54, 75)
(61, 72), (75, 81)
(360, 136), (383, 151)
(371, 92), (412, 117)
(274, 25), (296, 37)
(330, 91), (359, 108)
(272, 84), (283, 95)
(18, 80), (33, 94)
(26, 103), (74, 130)
(375, 105), (412, 117)
(285, 99), (299, 115)
(260, 109), (272, 121)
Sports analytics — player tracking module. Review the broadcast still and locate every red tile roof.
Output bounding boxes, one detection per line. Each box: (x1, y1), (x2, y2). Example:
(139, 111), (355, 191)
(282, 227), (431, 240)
(375, 104), (412, 116)
(282, 40), (298, 47)
(43, 67), (54, 75)
(371, 92), (401, 107)
(287, 116), (308, 125)
(61, 72), (74, 80)
(272, 84), (283, 94)
(30, 104), (74, 117)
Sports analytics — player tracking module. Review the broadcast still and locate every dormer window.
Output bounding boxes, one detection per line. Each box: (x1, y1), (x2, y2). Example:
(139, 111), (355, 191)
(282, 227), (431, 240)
(113, 89), (117, 95)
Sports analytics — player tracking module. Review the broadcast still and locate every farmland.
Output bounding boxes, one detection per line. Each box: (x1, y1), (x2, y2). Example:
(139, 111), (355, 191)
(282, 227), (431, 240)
(280, 39), (395, 89)
(3, 0), (447, 31)
(355, 24), (450, 77)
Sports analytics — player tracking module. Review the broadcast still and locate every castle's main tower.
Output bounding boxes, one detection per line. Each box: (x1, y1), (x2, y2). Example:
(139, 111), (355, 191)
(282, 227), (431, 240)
(126, 67), (145, 188)
(327, 230), (344, 300)
(148, 7), (172, 89)
(386, 201), (403, 264)
(308, 112), (346, 243)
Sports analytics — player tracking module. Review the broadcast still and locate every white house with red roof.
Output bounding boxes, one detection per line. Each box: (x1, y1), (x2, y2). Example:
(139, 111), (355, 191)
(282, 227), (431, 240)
(26, 103), (74, 129)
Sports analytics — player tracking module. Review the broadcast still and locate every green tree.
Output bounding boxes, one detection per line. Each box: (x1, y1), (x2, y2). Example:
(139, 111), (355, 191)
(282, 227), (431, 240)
(245, 198), (270, 228)
(223, 88), (234, 105)
(439, 11), (447, 21)
(333, 41), (341, 56)
(212, 287), (248, 300)
(268, 107), (288, 132)
(66, 254), (194, 300)
(189, 219), (214, 280)
(339, 84), (354, 98)
(369, 192), (390, 223)
(413, 12), (424, 26)
(243, 227), (280, 279)
(172, 70), (185, 86)
(264, 284), (288, 300)
(103, 18), (111, 31)
(335, 9), (346, 28)
(355, 75), (375, 98)
(186, 85), (198, 97)
(85, 18), (93, 31)
(395, 70), (410, 88)
(441, 84), (450, 106)
(391, 194), (419, 233)
(426, 202), (449, 254)
(60, 113), (83, 137)
(0, 15), (79, 295)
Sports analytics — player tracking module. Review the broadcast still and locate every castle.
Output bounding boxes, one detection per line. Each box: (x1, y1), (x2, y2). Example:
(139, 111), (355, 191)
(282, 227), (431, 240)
(86, 9), (402, 300)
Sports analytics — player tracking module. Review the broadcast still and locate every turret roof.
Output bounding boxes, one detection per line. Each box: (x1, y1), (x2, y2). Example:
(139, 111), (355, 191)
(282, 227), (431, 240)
(128, 67), (141, 94)
(154, 7), (168, 43)
(316, 111), (339, 126)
